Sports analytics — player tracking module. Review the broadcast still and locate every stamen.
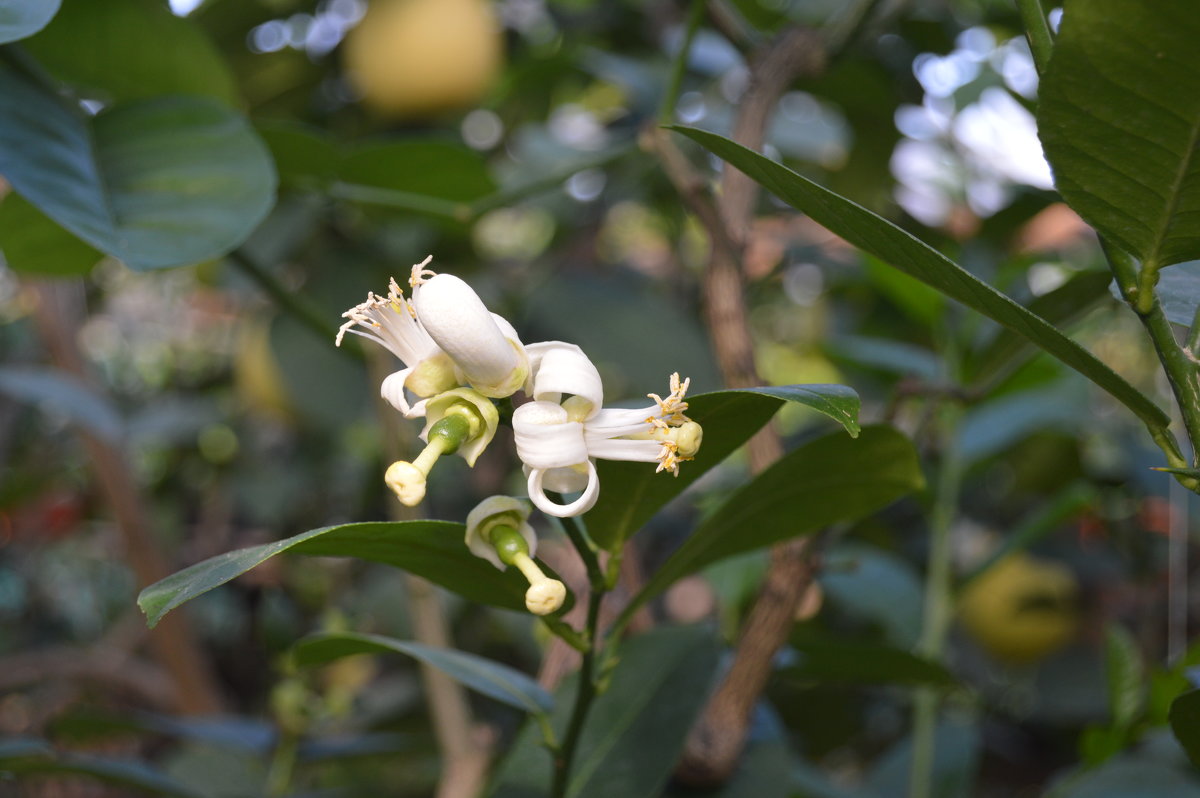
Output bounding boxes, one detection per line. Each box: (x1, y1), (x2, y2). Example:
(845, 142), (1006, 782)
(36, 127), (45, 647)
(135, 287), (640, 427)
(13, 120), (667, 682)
(409, 255), (436, 288)
(646, 372), (692, 426)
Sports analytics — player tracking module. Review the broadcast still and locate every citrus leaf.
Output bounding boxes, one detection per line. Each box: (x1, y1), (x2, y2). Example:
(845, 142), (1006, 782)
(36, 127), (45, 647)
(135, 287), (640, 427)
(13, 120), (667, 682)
(293, 632), (553, 715)
(1169, 690), (1200, 768)
(0, 0), (60, 44)
(620, 425), (923, 622)
(23, 0), (237, 105)
(489, 626), (721, 798)
(670, 126), (1170, 437)
(138, 521), (571, 627)
(0, 192), (101, 276)
(0, 69), (275, 271)
(587, 384), (860, 551)
(1038, 0), (1200, 270)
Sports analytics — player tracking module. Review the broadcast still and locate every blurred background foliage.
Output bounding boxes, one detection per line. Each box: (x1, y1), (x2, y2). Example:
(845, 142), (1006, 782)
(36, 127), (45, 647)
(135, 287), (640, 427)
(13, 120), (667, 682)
(1, 0), (1198, 796)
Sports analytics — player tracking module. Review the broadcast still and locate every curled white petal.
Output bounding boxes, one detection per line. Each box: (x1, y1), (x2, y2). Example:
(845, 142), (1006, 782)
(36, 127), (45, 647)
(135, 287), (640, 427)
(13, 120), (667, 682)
(513, 401), (589, 469)
(528, 460), (600, 517)
(524, 342), (603, 415)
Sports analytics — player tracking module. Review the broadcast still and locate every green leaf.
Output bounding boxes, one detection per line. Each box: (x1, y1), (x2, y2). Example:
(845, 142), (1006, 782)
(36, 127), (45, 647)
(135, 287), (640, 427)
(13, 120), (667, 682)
(23, 0), (237, 105)
(820, 543), (924, 648)
(670, 126), (1170, 437)
(138, 521), (570, 628)
(621, 425), (923, 621)
(0, 366), (123, 442)
(0, 70), (276, 271)
(865, 719), (980, 798)
(0, 0), (59, 43)
(0, 192), (101, 276)
(489, 626), (721, 798)
(587, 384), (860, 551)
(1038, 0), (1200, 270)
(1169, 690), (1200, 768)
(1105, 623), (1146, 730)
(256, 121), (339, 190)
(780, 637), (957, 688)
(0, 738), (204, 798)
(332, 139), (498, 218)
(967, 269), (1114, 383)
(293, 631), (553, 715)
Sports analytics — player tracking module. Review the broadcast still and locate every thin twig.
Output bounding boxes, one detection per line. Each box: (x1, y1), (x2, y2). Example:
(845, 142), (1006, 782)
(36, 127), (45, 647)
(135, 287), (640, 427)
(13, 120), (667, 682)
(1014, 0), (1055, 74)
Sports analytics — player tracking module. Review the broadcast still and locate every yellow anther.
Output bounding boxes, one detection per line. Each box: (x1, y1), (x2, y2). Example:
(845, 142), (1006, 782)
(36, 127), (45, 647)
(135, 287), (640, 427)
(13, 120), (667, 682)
(647, 372), (691, 425)
(409, 254), (436, 288)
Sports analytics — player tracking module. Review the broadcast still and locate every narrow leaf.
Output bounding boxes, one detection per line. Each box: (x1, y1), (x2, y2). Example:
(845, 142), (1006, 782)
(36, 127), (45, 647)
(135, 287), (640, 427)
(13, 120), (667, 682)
(588, 384), (860, 551)
(0, 69), (276, 271)
(138, 521), (570, 627)
(622, 425), (923, 620)
(293, 632), (553, 715)
(670, 126), (1169, 436)
(1038, 0), (1200, 269)
(1105, 624), (1145, 730)
(0, 739), (203, 798)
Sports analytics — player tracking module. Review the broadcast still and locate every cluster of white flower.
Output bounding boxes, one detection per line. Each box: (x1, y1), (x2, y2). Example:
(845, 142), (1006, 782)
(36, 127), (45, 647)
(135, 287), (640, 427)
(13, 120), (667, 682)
(337, 257), (703, 613)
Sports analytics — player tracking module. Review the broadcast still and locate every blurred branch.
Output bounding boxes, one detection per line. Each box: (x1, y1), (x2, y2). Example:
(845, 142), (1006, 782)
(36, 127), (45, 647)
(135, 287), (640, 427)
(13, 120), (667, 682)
(226, 248), (356, 357)
(368, 351), (491, 798)
(649, 22), (827, 787)
(26, 279), (225, 716)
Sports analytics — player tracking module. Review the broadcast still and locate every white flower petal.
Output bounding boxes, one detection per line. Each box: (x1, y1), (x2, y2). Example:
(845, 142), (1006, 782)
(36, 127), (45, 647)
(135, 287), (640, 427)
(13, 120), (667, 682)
(414, 274), (523, 397)
(528, 461), (600, 517)
(525, 341), (603, 414)
(513, 401), (589, 469)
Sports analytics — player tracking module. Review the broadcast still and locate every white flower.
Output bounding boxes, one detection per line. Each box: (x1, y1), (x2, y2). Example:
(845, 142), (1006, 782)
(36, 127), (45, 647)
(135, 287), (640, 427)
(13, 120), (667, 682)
(335, 257), (456, 417)
(465, 496), (567, 615)
(411, 263), (528, 399)
(514, 345), (702, 517)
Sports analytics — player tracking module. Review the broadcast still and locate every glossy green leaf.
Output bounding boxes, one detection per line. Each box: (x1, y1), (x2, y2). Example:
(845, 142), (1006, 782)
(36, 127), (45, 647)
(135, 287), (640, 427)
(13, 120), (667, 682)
(1106, 624), (1145, 730)
(968, 270), (1114, 382)
(23, 0), (237, 105)
(670, 126), (1170, 436)
(489, 626), (721, 798)
(0, 366), (123, 443)
(0, 70), (276, 271)
(293, 632), (553, 715)
(621, 425), (923, 621)
(1169, 690), (1200, 768)
(0, 738), (204, 798)
(780, 637), (957, 688)
(0, 192), (101, 276)
(587, 384), (861, 551)
(1038, 0), (1200, 270)
(0, 0), (59, 43)
(138, 521), (571, 627)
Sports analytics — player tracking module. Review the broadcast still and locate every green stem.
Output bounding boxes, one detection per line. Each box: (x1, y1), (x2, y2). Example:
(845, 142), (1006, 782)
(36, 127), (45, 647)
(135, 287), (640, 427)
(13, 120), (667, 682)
(265, 731), (300, 797)
(550, 497), (606, 592)
(227, 249), (358, 359)
(1107, 243), (1200, 474)
(658, 0), (706, 125)
(1186, 301), (1200, 355)
(551, 586), (603, 798)
(909, 402), (965, 798)
(1014, 0), (1055, 75)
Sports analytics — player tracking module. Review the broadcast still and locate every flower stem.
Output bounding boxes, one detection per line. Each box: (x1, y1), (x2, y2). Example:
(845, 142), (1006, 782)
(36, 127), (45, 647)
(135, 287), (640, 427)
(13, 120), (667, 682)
(550, 500), (606, 592)
(551, 585), (604, 798)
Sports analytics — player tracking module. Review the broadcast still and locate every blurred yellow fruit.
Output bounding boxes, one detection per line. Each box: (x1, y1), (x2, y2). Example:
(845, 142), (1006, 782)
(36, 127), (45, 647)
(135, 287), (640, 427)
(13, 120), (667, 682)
(343, 0), (502, 118)
(958, 552), (1078, 665)
(234, 320), (293, 421)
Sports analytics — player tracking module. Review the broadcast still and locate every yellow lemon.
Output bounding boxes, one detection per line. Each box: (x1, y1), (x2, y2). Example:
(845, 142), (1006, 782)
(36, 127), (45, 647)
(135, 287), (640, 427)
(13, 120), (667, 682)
(958, 553), (1078, 665)
(343, 0), (503, 119)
